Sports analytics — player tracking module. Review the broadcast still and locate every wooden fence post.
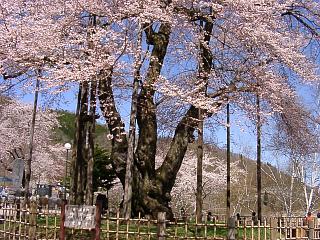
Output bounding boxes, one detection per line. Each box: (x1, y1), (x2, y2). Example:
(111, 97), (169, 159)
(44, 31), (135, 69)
(315, 218), (319, 239)
(59, 200), (67, 240)
(227, 217), (236, 240)
(15, 198), (21, 238)
(94, 201), (102, 240)
(29, 200), (37, 240)
(270, 218), (277, 240)
(308, 219), (314, 240)
(157, 212), (166, 240)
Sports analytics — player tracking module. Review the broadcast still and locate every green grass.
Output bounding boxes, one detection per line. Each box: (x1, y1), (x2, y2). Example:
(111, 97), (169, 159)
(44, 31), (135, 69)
(1, 215), (275, 239)
(37, 215), (59, 224)
(236, 227), (271, 239)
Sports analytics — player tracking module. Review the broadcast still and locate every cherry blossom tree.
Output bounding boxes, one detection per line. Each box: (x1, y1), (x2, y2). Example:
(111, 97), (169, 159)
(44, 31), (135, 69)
(0, 0), (319, 218)
(170, 151), (245, 215)
(0, 96), (64, 185)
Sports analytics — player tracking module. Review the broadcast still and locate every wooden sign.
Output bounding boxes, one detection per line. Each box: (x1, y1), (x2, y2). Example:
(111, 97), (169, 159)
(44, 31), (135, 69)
(64, 205), (96, 229)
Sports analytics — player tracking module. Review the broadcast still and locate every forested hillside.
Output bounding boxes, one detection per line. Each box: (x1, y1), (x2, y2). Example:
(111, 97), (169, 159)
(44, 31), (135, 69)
(54, 110), (111, 149)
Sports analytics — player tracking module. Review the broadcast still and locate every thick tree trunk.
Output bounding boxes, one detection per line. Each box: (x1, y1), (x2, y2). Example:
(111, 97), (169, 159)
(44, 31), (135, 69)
(70, 82), (89, 204)
(136, 23), (171, 177)
(98, 69), (128, 185)
(77, 82), (90, 204)
(69, 84), (81, 204)
(97, 20), (216, 219)
(132, 105), (200, 219)
(85, 15), (97, 206)
(71, 80), (97, 205)
(97, 14), (217, 220)
(123, 26), (143, 219)
(85, 80), (97, 205)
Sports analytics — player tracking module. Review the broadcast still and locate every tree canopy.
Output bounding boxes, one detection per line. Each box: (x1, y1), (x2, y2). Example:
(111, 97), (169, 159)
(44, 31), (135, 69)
(0, 96), (64, 183)
(0, 0), (319, 217)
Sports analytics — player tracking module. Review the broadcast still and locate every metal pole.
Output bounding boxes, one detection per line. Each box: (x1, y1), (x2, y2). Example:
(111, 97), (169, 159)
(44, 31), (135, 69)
(64, 149), (69, 200)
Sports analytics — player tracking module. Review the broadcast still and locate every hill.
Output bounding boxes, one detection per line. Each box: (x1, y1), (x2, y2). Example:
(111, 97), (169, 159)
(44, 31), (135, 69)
(54, 110), (111, 149)
(156, 138), (316, 217)
(1, 104), (311, 217)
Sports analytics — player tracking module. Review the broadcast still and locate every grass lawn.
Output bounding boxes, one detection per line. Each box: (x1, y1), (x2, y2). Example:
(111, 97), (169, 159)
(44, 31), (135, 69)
(0, 215), (274, 239)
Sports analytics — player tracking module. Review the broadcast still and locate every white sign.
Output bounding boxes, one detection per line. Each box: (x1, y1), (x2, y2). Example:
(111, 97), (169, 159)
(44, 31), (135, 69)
(64, 205), (96, 229)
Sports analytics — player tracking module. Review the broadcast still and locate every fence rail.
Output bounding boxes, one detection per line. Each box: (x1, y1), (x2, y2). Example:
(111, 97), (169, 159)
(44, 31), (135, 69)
(0, 199), (319, 239)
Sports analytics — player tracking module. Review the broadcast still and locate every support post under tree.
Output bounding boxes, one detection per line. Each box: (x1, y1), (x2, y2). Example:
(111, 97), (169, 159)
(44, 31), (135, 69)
(256, 95), (262, 221)
(25, 77), (40, 206)
(226, 103), (231, 224)
(196, 108), (203, 224)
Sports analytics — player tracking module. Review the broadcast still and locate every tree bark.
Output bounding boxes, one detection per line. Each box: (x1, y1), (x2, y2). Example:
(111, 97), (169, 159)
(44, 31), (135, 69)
(195, 18), (214, 224)
(157, 106), (199, 191)
(85, 80), (97, 205)
(70, 82), (89, 205)
(85, 14), (97, 205)
(226, 103), (231, 220)
(128, 105), (200, 219)
(196, 109), (203, 223)
(24, 77), (40, 206)
(256, 95), (262, 221)
(96, 13), (218, 220)
(69, 84), (81, 204)
(77, 82), (90, 204)
(98, 70), (127, 185)
(123, 27), (142, 219)
(136, 23), (171, 177)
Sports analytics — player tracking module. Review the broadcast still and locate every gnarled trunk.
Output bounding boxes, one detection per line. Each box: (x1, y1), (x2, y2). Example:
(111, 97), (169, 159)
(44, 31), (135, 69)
(97, 14), (216, 220)
(70, 82), (89, 204)
(70, 80), (97, 205)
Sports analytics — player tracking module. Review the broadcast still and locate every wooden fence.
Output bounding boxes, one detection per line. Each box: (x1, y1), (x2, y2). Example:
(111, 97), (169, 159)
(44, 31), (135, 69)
(0, 199), (320, 239)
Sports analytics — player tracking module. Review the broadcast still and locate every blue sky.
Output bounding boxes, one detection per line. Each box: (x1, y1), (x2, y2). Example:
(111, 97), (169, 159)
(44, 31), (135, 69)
(17, 85), (281, 166)
(3, 68), (318, 169)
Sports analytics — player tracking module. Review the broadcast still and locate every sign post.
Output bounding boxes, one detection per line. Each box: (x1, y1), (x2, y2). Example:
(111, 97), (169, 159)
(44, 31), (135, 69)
(95, 201), (102, 240)
(59, 200), (67, 240)
(64, 205), (96, 229)
(61, 203), (101, 240)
